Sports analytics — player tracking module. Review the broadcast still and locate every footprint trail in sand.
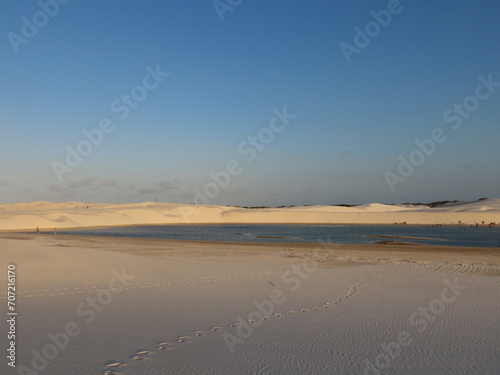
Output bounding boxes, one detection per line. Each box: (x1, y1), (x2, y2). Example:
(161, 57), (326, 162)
(101, 276), (370, 374)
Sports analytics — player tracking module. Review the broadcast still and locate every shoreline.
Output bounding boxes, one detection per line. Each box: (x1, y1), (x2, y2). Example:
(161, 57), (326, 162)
(2, 233), (499, 271)
(3, 223), (500, 250)
(1, 221), (495, 233)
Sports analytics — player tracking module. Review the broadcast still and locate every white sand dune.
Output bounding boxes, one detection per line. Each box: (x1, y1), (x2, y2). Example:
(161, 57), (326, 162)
(1, 199), (500, 230)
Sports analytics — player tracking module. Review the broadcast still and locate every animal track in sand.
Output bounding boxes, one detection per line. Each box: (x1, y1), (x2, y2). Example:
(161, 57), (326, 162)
(103, 362), (124, 375)
(156, 341), (173, 351)
(101, 275), (370, 374)
(106, 362), (123, 368)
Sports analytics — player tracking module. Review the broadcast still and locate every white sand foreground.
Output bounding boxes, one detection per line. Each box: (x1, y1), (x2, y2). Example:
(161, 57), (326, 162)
(1, 199), (500, 231)
(1, 234), (499, 374)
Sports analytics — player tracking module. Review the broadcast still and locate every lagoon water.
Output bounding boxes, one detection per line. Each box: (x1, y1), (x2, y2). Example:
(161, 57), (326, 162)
(56, 224), (500, 248)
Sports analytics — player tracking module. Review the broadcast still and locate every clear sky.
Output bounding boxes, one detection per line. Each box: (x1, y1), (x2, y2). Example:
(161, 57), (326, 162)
(1, 0), (499, 206)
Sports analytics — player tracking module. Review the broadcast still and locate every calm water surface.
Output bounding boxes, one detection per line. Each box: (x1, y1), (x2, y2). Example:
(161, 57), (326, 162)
(55, 224), (500, 248)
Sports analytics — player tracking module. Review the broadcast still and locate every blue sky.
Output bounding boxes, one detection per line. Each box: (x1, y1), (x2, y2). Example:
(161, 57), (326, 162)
(1, 0), (499, 205)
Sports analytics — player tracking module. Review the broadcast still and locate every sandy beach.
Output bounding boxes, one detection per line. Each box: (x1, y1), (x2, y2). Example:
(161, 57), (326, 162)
(1, 233), (499, 374)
